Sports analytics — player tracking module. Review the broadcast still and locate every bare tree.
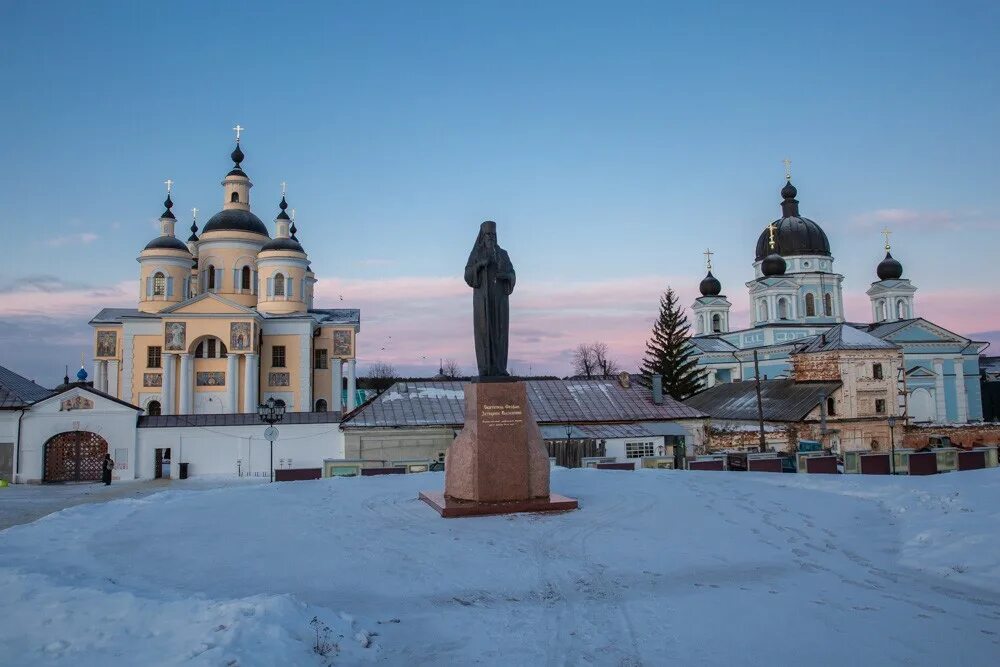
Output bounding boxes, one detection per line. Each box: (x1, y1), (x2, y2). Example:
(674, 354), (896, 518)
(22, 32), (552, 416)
(572, 343), (597, 378)
(440, 358), (462, 378)
(572, 342), (620, 378)
(365, 361), (398, 395)
(591, 342), (620, 377)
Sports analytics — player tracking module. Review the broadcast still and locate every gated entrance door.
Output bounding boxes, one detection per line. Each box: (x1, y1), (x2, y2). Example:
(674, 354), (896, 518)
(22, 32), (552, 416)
(0, 442), (13, 483)
(43, 431), (109, 483)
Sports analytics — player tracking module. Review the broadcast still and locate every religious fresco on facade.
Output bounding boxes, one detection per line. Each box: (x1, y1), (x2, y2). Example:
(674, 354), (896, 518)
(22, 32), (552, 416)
(96, 331), (117, 358)
(268, 372), (290, 387)
(143, 373), (162, 387)
(230, 322), (252, 351)
(196, 372), (225, 387)
(60, 395), (94, 411)
(332, 330), (353, 357)
(165, 322), (186, 351)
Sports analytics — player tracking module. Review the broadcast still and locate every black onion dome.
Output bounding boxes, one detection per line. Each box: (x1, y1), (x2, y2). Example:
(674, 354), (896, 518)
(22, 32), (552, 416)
(754, 180), (831, 261)
(188, 217), (199, 243)
(231, 143), (244, 166)
(877, 251), (903, 280)
(699, 271), (722, 296)
(289, 219), (298, 241)
(276, 195), (290, 220)
(144, 235), (191, 252)
(161, 194), (176, 220)
(260, 237), (305, 253)
(202, 209), (270, 235)
(761, 252), (787, 276)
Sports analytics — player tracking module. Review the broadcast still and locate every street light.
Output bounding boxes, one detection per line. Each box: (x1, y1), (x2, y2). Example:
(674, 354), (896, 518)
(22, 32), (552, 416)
(257, 397), (286, 482)
(887, 414), (897, 475)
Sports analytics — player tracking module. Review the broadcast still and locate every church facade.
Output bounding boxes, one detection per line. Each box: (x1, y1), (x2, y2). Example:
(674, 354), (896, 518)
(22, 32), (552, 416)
(689, 177), (985, 425)
(89, 134), (361, 417)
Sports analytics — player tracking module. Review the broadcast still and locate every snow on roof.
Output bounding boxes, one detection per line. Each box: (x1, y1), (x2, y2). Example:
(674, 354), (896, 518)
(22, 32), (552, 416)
(343, 379), (705, 429)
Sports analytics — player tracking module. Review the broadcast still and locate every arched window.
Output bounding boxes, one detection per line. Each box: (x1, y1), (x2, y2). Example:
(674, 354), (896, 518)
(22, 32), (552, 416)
(777, 298), (789, 320)
(152, 272), (166, 296)
(315, 399), (328, 412)
(697, 314), (704, 334)
(194, 338), (228, 359)
(759, 299), (769, 321)
(274, 273), (285, 296)
(824, 293), (833, 316)
(805, 293), (816, 316)
(241, 266), (252, 290)
(711, 313), (722, 333)
(897, 299), (907, 319)
(876, 300), (886, 321)
(826, 397), (836, 416)
(230, 192), (239, 203)
(147, 400), (161, 416)
(207, 265), (216, 290)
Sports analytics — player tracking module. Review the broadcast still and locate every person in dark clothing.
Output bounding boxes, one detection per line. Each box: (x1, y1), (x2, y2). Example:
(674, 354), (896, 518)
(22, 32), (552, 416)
(102, 453), (114, 485)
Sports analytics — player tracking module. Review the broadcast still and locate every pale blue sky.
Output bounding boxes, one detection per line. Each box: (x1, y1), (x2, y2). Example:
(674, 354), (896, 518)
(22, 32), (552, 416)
(1, 1), (998, 381)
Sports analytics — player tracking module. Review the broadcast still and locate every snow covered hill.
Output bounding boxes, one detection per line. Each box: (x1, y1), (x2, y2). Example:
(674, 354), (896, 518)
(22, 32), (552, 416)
(2, 469), (999, 666)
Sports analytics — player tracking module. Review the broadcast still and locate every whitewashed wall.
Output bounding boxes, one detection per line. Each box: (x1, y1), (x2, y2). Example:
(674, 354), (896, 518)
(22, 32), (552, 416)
(136, 422), (345, 479)
(15, 389), (140, 483)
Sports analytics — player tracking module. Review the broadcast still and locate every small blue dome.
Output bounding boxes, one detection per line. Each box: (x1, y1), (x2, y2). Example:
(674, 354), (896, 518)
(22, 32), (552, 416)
(76, 366), (88, 381)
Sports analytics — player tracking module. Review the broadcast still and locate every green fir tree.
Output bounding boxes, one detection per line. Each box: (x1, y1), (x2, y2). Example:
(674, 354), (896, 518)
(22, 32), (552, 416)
(641, 287), (703, 400)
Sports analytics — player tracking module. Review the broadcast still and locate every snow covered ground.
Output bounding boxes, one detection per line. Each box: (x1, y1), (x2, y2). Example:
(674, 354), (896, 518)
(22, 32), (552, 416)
(1, 469), (998, 665)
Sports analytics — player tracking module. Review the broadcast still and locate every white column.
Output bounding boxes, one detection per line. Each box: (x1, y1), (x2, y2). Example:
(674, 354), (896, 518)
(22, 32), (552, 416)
(178, 353), (193, 415)
(331, 358), (343, 412)
(933, 358), (947, 423)
(162, 353), (175, 415)
(107, 360), (119, 397)
(347, 359), (357, 411)
(226, 353), (239, 414)
(92, 360), (102, 388)
(243, 353), (258, 413)
(954, 357), (968, 423)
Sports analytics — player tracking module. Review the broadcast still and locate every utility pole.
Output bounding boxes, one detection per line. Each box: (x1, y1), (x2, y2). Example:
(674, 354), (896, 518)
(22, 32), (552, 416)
(754, 350), (766, 453)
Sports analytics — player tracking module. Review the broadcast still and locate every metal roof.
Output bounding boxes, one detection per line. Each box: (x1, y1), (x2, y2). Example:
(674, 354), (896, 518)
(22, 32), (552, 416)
(309, 309), (361, 326)
(683, 379), (841, 422)
(89, 308), (153, 324)
(690, 337), (738, 353)
(797, 324), (898, 353)
(0, 365), (53, 409)
(343, 379), (705, 429)
(139, 410), (342, 428)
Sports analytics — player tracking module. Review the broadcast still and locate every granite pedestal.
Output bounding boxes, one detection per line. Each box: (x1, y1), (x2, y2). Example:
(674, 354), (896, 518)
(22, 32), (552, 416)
(420, 380), (578, 518)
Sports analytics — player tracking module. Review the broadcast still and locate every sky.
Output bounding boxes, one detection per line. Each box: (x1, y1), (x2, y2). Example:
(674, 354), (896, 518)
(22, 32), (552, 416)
(1, 1), (998, 383)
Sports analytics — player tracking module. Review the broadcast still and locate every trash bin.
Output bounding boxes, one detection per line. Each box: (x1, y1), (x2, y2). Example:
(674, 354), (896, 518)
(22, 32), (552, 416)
(179, 462), (189, 480)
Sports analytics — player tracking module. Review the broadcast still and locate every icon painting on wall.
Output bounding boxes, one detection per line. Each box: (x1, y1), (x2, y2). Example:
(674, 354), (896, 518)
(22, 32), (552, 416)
(165, 322), (186, 351)
(332, 330), (353, 357)
(96, 331), (117, 357)
(230, 322), (252, 351)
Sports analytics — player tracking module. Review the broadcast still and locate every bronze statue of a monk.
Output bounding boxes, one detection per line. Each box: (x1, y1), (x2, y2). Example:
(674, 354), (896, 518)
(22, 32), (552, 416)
(464, 221), (516, 377)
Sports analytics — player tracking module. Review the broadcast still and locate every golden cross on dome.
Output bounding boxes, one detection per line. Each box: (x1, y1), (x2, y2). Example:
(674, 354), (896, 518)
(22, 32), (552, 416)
(281, 181), (287, 196)
(704, 248), (713, 271)
(191, 207), (198, 221)
(164, 179), (173, 194)
(783, 158), (792, 181)
(882, 227), (892, 251)
(768, 222), (778, 250)
(290, 208), (296, 221)
(232, 124), (244, 141)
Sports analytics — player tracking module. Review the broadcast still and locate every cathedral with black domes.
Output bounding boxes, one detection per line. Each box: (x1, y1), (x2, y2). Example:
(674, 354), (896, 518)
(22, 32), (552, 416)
(689, 172), (984, 425)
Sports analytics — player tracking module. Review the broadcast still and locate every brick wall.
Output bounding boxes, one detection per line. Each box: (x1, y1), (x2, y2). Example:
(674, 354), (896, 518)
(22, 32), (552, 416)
(903, 423), (1000, 448)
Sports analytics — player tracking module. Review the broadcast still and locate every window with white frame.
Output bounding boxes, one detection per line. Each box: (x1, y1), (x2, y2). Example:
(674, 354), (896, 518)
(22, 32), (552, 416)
(152, 272), (166, 296)
(625, 441), (656, 458)
(274, 273), (285, 296)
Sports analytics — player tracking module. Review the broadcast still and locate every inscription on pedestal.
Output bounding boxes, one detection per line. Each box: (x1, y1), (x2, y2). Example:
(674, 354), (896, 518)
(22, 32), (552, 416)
(480, 403), (524, 428)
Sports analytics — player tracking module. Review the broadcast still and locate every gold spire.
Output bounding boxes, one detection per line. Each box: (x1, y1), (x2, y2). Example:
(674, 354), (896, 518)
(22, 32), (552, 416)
(704, 248), (713, 271)
(882, 227), (892, 251)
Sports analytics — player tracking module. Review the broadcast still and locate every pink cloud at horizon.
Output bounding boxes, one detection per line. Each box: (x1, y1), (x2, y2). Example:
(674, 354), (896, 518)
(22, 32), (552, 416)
(1, 275), (997, 376)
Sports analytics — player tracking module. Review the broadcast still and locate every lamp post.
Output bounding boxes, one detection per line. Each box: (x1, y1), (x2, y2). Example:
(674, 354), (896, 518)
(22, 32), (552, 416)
(887, 414), (897, 475)
(257, 397), (286, 482)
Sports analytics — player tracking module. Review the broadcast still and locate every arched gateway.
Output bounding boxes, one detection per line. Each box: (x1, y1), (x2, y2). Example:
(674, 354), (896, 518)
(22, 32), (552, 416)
(43, 431), (109, 483)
